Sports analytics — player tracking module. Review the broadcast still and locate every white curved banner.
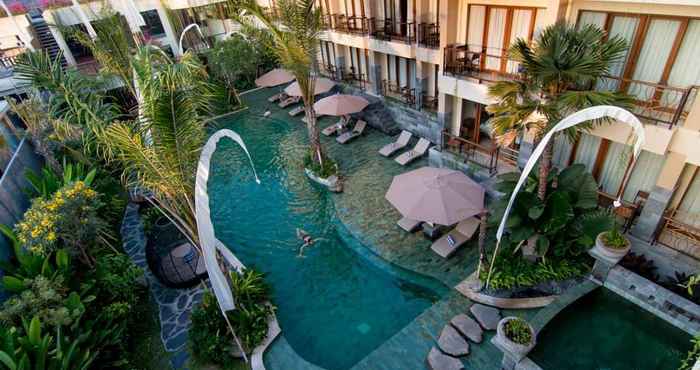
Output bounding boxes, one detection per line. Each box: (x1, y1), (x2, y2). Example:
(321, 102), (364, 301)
(195, 129), (260, 311)
(487, 106), (645, 287)
(179, 23), (210, 54)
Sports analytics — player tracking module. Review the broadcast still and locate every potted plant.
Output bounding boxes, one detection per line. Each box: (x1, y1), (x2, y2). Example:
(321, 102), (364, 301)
(595, 227), (631, 259)
(496, 317), (536, 363)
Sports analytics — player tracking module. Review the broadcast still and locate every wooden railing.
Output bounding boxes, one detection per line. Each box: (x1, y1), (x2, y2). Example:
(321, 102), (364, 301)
(319, 63), (337, 80)
(443, 44), (521, 83)
(0, 54), (19, 70)
(381, 79), (415, 105)
(442, 130), (500, 175)
(370, 19), (415, 43)
(421, 93), (438, 112)
(340, 68), (367, 90)
(654, 208), (700, 260)
(330, 14), (372, 35)
(417, 23), (439, 49)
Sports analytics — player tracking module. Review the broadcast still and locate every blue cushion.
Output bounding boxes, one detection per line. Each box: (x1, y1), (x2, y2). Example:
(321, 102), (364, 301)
(447, 234), (456, 246)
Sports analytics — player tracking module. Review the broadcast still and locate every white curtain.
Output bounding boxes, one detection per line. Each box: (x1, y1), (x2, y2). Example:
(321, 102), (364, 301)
(630, 19), (681, 101)
(678, 168), (700, 227)
(506, 9), (532, 73)
(485, 8), (507, 70)
(665, 20), (700, 111)
(573, 134), (601, 174)
(622, 150), (665, 202)
(467, 5), (486, 52)
(577, 11), (606, 29)
(399, 57), (407, 87)
(599, 141), (632, 195)
(387, 55), (396, 83)
(551, 133), (573, 170)
(533, 9), (547, 38)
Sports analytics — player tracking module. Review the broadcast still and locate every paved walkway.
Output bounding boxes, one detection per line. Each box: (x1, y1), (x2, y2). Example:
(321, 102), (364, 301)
(121, 202), (204, 370)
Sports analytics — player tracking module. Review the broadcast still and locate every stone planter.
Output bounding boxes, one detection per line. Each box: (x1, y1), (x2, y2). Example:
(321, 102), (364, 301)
(595, 231), (631, 260)
(304, 168), (343, 193)
(492, 317), (536, 370)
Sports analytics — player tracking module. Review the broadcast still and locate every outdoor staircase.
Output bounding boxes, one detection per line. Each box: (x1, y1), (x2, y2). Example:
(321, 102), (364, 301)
(26, 10), (67, 68)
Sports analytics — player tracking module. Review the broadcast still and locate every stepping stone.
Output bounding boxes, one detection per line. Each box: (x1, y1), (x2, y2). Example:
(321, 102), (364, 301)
(426, 347), (464, 370)
(450, 314), (483, 343)
(469, 304), (501, 330)
(438, 325), (470, 357)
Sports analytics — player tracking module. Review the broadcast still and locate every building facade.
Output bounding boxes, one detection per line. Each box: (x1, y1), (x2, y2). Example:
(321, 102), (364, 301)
(1, 0), (700, 260)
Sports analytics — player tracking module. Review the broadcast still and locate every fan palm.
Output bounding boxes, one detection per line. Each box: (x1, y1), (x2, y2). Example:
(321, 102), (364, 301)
(102, 46), (214, 247)
(233, 0), (329, 167)
(487, 21), (631, 201)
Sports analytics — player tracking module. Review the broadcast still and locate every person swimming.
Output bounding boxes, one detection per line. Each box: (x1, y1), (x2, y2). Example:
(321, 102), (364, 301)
(296, 228), (314, 257)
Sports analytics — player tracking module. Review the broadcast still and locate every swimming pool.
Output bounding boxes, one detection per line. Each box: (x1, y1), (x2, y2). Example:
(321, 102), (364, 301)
(207, 91), (448, 370)
(529, 288), (691, 370)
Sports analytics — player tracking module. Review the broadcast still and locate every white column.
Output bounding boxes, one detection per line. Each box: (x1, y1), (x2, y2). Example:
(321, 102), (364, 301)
(70, 0), (97, 38)
(155, 3), (181, 56)
(43, 11), (77, 65)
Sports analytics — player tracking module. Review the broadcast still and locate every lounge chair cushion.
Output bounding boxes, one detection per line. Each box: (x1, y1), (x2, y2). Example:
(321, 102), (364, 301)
(397, 217), (422, 232)
(379, 131), (412, 157)
(395, 138), (431, 166)
(336, 120), (367, 144)
(430, 217), (480, 258)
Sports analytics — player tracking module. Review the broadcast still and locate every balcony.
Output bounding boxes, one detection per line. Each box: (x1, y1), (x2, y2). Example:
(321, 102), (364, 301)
(441, 130), (504, 175)
(319, 63), (337, 80)
(370, 19), (415, 44)
(443, 44), (520, 83)
(417, 23), (439, 49)
(421, 93), (438, 112)
(340, 68), (368, 90)
(328, 14), (371, 35)
(381, 79), (415, 106)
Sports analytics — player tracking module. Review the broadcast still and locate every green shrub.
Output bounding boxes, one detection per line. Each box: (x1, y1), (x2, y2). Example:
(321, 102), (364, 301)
(601, 228), (628, 249)
(0, 276), (86, 328)
(189, 268), (275, 366)
(503, 318), (532, 345)
(304, 152), (339, 179)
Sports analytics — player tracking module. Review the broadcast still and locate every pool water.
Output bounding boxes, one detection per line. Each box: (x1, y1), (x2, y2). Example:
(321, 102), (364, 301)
(207, 93), (447, 369)
(529, 288), (692, 370)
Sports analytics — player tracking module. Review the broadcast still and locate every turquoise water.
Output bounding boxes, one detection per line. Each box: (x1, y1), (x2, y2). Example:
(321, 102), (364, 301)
(207, 92), (447, 370)
(530, 288), (692, 370)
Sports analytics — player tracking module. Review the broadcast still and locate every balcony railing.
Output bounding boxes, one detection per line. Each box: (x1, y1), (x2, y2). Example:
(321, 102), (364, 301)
(330, 14), (372, 35)
(417, 23), (439, 49)
(370, 19), (415, 44)
(381, 79), (415, 105)
(654, 208), (700, 260)
(0, 54), (19, 70)
(340, 68), (367, 90)
(319, 63), (337, 80)
(421, 93), (438, 112)
(443, 44), (521, 83)
(442, 130), (500, 175)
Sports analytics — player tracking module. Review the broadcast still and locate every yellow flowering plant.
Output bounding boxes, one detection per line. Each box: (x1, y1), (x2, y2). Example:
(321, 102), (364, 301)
(16, 181), (107, 266)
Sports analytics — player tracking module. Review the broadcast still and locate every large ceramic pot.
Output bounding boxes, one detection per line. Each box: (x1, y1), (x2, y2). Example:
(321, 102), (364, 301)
(595, 231), (631, 260)
(496, 317), (536, 363)
(304, 168), (343, 192)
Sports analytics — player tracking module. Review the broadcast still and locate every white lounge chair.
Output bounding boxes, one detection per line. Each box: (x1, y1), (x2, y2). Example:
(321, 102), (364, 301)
(379, 130), (412, 157)
(322, 118), (347, 136)
(397, 217), (422, 232)
(395, 138), (431, 166)
(289, 106), (304, 116)
(430, 217), (480, 258)
(336, 120), (367, 144)
(278, 96), (300, 108)
(268, 92), (285, 103)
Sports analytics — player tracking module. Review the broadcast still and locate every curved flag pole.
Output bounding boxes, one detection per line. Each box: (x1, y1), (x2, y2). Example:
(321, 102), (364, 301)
(179, 23), (210, 54)
(485, 106), (646, 289)
(195, 129), (260, 361)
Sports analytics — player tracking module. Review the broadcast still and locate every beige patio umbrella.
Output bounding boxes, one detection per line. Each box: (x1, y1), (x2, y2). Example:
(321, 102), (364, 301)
(385, 167), (485, 225)
(284, 78), (335, 97)
(314, 94), (369, 116)
(255, 68), (295, 87)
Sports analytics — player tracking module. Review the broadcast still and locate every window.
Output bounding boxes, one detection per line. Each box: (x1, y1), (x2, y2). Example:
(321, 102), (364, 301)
(140, 10), (165, 37)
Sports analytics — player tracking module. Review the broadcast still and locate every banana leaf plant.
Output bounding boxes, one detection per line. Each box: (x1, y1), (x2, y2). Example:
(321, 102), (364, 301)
(489, 164), (615, 260)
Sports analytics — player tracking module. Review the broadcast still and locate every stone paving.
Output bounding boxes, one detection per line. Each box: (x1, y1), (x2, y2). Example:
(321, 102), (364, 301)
(121, 202), (204, 370)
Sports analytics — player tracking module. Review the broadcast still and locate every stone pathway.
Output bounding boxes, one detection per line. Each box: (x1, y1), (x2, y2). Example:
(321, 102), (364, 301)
(426, 303), (504, 370)
(121, 202), (204, 370)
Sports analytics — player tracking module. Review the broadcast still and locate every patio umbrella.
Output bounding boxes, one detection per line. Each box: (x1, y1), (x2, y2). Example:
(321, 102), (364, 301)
(284, 78), (335, 97)
(385, 167), (485, 226)
(314, 94), (369, 116)
(255, 68), (295, 87)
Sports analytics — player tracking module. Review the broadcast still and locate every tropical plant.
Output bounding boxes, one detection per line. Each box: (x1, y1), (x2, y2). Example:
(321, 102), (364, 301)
(100, 46), (214, 251)
(24, 159), (96, 200)
(234, 0), (332, 170)
(0, 277), (88, 328)
(679, 336), (700, 370)
(601, 227), (628, 249)
(503, 318), (532, 345)
(490, 164), (613, 259)
(207, 35), (259, 95)
(487, 21), (631, 201)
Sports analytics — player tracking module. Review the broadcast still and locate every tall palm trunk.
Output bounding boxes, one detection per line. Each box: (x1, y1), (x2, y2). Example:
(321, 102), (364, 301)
(304, 105), (324, 164)
(537, 141), (553, 201)
(477, 210), (488, 280)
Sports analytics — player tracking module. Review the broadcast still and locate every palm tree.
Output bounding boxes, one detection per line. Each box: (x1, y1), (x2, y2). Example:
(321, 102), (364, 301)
(102, 46), (214, 247)
(487, 21), (631, 201)
(233, 0), (330, 168)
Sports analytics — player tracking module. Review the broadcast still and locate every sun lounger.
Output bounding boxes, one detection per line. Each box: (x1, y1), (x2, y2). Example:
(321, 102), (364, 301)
(278, 96), (300, 108)
(430, 217), (480, 258)
(397, 217), (422, 232)
(395, 138), (431, 166)
(322, 118), (347, 136)
(268, 92), (285, 103)
(289, 106), (304, 116)
(336, 120), (367, 144)
(379, 130), (413, 157)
